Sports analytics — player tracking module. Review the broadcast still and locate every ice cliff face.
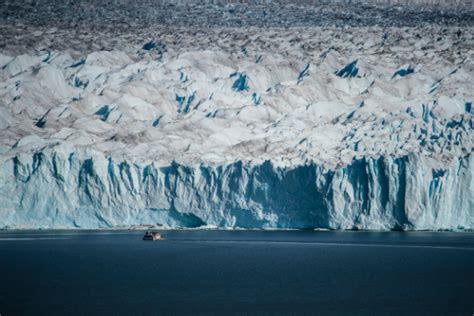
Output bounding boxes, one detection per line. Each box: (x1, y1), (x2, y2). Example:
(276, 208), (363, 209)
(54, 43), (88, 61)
(1, 150), (472, 230)
(0, 1), (473, 229)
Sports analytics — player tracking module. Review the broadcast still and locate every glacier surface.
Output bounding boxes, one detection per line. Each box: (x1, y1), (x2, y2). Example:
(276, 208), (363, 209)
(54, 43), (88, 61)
(0, 1), (473, 230)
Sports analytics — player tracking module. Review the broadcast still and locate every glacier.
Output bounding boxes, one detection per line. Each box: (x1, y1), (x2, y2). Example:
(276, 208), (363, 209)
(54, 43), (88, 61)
(0, 0), (473, 230)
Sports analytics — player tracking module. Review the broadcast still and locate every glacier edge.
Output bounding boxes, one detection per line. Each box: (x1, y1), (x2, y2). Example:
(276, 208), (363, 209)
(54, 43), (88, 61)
(1, 150), (472, 230)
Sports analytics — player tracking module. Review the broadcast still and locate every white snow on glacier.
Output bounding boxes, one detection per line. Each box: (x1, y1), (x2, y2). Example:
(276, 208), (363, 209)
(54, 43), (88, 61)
(0, 4), (473, 230)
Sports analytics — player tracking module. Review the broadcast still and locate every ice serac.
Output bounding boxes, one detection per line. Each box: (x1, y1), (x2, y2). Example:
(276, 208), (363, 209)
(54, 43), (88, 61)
(0, 149), (472, 230)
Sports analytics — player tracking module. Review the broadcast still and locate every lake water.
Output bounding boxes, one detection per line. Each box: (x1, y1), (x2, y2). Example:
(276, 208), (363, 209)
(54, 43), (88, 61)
(0, 230), (473, 315)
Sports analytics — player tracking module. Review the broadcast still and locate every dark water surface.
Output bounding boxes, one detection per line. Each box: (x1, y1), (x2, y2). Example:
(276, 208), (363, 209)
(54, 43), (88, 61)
(0, 230), (473, 315)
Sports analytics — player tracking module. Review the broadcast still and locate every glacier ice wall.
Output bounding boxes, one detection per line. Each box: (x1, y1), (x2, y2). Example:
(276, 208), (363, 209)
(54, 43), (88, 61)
(1, 150), (472, 230)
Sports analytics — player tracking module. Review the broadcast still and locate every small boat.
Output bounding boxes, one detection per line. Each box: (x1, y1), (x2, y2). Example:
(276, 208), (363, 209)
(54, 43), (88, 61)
(143, 231), (164, 241)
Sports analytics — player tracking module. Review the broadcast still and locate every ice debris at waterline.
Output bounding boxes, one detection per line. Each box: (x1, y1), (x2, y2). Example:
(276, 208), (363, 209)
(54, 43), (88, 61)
(0, 1), (473, 230)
